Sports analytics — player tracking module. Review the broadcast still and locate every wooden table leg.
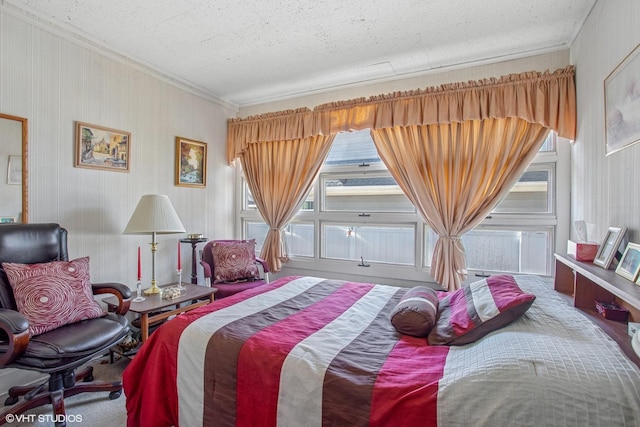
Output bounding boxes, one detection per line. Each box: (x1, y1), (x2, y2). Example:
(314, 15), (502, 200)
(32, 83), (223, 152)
(140, 313), (149, 342)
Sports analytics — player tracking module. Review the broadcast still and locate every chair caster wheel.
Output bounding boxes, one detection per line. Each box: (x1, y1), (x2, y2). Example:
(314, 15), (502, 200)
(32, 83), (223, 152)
(109, 390), (122, 400)
(4, 396), (18, 406)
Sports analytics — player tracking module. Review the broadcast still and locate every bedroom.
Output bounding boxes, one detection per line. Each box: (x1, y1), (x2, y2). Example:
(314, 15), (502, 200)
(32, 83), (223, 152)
(0, 0), (640, 425)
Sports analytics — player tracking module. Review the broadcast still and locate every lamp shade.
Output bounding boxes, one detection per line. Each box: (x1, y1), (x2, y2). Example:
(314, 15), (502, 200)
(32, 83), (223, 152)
(123, 194), (186, 234)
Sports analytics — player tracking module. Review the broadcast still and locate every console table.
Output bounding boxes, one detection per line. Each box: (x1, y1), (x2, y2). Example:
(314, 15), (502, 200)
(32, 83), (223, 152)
(554, 253), (640, 365)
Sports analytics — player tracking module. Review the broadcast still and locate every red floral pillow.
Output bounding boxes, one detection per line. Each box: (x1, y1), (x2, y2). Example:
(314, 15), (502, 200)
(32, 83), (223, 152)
(2, 257), (105, 336)
(211, 240), (260, 283)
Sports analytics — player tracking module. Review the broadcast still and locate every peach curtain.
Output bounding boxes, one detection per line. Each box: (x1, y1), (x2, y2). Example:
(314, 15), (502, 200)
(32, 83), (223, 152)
(228, 67), (575, 164)
(240, 134), (335, 272)
(371, 119), (550, 290)
(227, 66), (575, 280)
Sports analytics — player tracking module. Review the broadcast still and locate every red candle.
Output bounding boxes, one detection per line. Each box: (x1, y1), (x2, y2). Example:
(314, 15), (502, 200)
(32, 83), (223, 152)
(137, 246), (141, 281)
(177, 241), (181, 270)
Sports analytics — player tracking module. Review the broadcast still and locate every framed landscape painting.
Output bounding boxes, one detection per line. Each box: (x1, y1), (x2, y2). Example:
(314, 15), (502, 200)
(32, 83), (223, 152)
(604, 43), (640, 155)
(175, 136), (207, 188)
(75, 122), (130, 172)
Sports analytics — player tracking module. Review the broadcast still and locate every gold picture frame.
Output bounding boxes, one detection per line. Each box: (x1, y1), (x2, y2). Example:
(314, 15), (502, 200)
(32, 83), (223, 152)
(75, 122), (130, 172)
(175, 136), (207, 188)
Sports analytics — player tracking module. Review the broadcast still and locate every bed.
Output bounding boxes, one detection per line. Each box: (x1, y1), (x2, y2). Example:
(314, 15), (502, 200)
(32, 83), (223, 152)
(122, 274), (640, 426)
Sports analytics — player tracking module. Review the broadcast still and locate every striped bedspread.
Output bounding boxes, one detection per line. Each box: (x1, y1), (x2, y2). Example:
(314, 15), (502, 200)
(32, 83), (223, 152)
(123, 275), (640, 427)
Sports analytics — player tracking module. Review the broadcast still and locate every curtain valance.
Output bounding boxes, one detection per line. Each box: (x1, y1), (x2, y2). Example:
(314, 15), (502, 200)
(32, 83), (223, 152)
(227, 66), (575, 164)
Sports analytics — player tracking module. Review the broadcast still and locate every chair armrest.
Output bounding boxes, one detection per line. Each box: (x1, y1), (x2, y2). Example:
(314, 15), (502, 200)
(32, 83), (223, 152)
(255, 257), (270, 273)
(199, 260), (212, 278)
(0, 309), (30, 367)
(92, 282), (132, 315)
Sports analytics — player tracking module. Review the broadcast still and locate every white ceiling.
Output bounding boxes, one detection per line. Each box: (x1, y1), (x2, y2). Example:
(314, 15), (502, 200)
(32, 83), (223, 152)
(4, 0), (596, 108)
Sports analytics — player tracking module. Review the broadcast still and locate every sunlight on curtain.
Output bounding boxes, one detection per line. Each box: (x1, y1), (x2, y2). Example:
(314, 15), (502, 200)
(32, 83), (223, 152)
(371, 119), (549, 290)
(240, 134), (335, 272)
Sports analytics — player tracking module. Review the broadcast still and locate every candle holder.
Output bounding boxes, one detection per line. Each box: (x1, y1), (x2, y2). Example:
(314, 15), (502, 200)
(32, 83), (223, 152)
(132, 280), (146, 302)
(176, 269), (186, 290)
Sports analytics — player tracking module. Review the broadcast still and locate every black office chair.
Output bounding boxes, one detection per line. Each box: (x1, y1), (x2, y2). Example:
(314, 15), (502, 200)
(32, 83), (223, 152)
(0, 223), (131, 426)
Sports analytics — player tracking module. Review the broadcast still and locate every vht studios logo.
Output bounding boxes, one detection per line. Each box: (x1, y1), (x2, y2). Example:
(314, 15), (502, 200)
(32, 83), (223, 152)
(4, 413), (83, 424)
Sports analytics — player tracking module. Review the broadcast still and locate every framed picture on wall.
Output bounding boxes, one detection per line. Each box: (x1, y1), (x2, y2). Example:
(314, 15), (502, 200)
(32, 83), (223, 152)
(615, 243), (640, 281)
(75, 122), (130, 172)
(593, 226), (627, 269)
(175, 136), (207, 188)
(604, 42), (640, 155)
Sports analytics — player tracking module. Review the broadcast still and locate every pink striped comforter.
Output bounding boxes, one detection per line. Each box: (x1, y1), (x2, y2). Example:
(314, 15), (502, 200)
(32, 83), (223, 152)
(124, 276), (448, 426)
(123, 275), (640, 427)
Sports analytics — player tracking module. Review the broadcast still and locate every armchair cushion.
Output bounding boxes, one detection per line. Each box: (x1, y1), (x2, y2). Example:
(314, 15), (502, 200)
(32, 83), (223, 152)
(2, 257), (104, 336)
(211, 240), (260, 283)
(0, 313), (129, 371)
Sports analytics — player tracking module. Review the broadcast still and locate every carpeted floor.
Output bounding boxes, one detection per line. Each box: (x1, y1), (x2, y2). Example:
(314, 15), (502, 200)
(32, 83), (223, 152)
(3, 355), (130, 427)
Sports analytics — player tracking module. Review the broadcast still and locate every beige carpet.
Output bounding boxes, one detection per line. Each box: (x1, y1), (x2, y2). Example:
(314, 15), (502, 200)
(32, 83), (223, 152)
(4, 356), (130, 427)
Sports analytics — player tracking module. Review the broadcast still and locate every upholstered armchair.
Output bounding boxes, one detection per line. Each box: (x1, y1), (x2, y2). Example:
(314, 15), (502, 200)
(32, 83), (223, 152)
(0, 223), (131, 426)
(199, 239), (269, 298)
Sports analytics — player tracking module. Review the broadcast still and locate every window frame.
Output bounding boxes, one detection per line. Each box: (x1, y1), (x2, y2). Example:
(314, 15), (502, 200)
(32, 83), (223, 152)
(237, 131), (567, 282)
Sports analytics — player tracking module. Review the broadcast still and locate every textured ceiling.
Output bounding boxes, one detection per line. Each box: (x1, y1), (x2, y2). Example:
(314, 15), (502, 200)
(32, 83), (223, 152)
(4, 0), (595, 107)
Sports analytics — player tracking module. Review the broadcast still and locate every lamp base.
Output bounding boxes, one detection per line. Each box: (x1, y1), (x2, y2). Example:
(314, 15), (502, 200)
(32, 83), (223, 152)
(143, 284), (161, 295)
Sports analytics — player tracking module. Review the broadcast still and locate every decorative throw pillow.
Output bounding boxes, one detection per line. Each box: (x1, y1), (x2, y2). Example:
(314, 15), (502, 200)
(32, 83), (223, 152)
(428, 274), (536, 346)
(2, 257), (105, 336)
(211, 240), (260, 283)
(390, 286), (439, 337)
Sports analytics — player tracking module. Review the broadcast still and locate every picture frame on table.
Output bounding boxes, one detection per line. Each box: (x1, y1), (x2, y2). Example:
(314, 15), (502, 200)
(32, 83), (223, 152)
(175, 136), (207, 188)
(593, 226), (627, 269)
(604, 42), (640, 156)
(75, 122), (130, 172)
(615, 242), (640, 281)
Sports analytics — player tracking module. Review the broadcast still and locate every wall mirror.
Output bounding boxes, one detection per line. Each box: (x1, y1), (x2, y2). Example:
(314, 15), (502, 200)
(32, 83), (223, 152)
(0, 113), (28, 223)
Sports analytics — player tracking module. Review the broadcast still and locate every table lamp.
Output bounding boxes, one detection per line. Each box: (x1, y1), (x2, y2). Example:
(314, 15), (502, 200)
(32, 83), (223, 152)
(124, 194), (186, 295)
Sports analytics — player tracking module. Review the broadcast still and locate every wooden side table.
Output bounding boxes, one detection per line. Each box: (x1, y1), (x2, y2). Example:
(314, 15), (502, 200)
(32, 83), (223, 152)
(104, 283), (216, 343)
(180, 237), (208, 284)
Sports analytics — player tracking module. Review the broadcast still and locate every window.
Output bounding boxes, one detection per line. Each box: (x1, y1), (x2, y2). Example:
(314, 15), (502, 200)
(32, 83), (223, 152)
(246, 221), (315, 257)
(423, 227), (553, 276)
(322, 172), (415, 213)
(239, 130), (563, 280)
(462, 228), (552, 275)
(322, 223), (416, 265)
(492, 165), (554, 214)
